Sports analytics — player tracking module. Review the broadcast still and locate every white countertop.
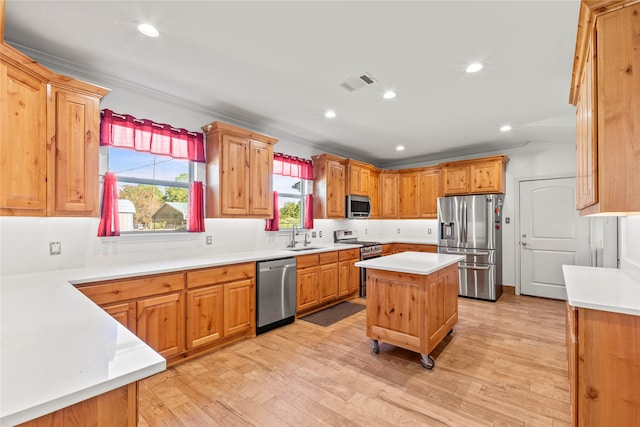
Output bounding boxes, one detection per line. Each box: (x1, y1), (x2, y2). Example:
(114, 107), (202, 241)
(563, 265), (640, 316)
(355, 252), (464, 275)
(0, 244), (359, 425)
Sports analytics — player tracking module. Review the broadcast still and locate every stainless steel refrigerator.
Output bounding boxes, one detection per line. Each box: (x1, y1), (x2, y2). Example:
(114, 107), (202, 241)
(437, 194), (504, 301)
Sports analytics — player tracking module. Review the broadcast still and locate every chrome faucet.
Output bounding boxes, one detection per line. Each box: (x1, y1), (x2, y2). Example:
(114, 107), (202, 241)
(287, 224), (299, 248)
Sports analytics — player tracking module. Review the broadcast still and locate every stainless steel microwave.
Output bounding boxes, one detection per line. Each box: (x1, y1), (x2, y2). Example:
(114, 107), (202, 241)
(346, 194), (371, 218)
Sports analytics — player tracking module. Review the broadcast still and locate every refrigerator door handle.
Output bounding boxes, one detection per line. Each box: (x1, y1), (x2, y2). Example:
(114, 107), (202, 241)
(459, 263), (491, 270)
(441, 249), (491, 256)
(462, 199), (468, 243)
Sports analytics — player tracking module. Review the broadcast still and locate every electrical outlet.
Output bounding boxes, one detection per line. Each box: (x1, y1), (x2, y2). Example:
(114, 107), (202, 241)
(312, 231), (317, 238)
(206, 235), (212, 245)
(365, 228), (368, 235)
(505, 217), (511, 224)
(319, 231), (323, 238)
(427, 228), (432, 235)
(396, 228), (400, 234)
(49, 241), (62, 255)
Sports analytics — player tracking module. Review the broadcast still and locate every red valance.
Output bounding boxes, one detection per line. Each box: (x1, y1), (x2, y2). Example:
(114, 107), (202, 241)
(100, 109), (205, 163)
(273, 153), (313, 179)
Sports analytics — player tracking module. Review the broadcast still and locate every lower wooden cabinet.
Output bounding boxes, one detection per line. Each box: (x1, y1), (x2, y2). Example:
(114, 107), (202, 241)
(77, 262), (256, 367)
(17, 384), (137, 427)
(136, 292), (185, 359)
(296, 250), (357, 315)
(566, 303), (640, 426)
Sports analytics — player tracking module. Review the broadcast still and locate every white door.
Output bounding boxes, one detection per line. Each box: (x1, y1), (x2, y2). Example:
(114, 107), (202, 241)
(520, 178), (590, 299)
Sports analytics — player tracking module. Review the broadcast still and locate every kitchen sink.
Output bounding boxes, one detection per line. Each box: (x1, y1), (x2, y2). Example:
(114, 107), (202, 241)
(286, 246), (325, 252)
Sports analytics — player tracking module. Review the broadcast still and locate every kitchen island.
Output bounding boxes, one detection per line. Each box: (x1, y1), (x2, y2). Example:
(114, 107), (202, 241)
(355, 252), (464, 369)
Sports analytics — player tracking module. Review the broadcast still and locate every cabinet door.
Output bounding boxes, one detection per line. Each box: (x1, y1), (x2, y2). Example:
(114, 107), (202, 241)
(248, 140), (273, 216)
(221, 135), (250, 215)
(296, 267), (319, 312)
(470, 160), (503, 194)
(420, 169), (441, 218)
(399, 171), (420, 218)
(103, 302), (136, 334)
(48, 88), (100, 216)
(223, 279), (255, 336)
(348, 261), (359, 294)
(380, 172), (398, 218)
(0, 61), (48, 216)
(566, 303), (579, 424)
(137, 292), (185, 358)
(318, 262), (338, 303)
(186, 285), (224, 349)
(576, 37), (597, 210)
(327, 161), (346, 218)
(443, 165), (469, 195)
(338, 261), (350, 297)
(368, 169), (380, 218)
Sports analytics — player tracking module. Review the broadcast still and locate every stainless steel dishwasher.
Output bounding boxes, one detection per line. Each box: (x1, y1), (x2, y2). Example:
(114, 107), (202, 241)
(256, 257), (297, 335)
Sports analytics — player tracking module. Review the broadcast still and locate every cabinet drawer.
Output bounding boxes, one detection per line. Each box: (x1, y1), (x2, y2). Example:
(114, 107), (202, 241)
(319, 251), (339, 264)
(76, 272), (185, 305)
(187, 262), (255, 289)
(296, 253), (319, 269)
(339, 248), (360, 261)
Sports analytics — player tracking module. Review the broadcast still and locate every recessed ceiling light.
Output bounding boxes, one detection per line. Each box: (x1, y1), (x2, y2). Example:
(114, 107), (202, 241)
(138, 23), (159, 38)
(500, 125), (512, 132)
(466, 62), (484, 73)
(324, 110), (336, 119)
(396, 145), (405, 151)
(383, 90), (397, 100)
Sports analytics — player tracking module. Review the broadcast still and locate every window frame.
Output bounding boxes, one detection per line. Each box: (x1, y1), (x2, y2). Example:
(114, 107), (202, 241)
(273, 175), (312, 231)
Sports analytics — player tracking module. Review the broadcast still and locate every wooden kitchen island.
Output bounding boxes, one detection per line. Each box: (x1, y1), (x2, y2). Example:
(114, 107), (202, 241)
(355, 252), (463, 369)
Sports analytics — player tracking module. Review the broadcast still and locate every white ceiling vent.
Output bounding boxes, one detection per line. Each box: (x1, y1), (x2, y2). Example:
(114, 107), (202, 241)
(341, 73), (378, 91)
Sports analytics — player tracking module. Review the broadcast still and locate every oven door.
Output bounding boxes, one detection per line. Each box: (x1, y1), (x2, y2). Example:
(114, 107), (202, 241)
(359, 254), (381, 297)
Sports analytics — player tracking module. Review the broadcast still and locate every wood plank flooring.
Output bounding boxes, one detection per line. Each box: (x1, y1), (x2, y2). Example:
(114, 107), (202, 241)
(138, 293), (569, 426)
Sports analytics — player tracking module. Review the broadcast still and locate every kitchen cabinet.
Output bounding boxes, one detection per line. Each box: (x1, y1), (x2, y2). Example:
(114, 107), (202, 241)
(395, 243), (437, 253)
(368, 167), (381, 218)
(318, 251), (339, 303)
(296, 250), (354, 314)
(419, 167), (441, 218)
(312, 154), (346, 219)
(103, 302), (136, 334)
(201, 121), (278, 218)
(345, 159), (371, 196)
(381, 244), (395, 256)
(442, 156), (508, 195)
(0, 43), (108, 217)
(338, 248), (360, 297)
(137, 292), (185, 359)
(17, 384), (137, 427)
(399, 170), (420, 218)
(569, 0), (640, 215)
(185, 262), (255, 349)
(566, 302), (640, 426)
(380, 170), (399, 218)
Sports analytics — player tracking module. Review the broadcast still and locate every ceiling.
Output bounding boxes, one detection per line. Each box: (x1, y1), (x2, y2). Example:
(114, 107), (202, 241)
(4, 1), (580, 168)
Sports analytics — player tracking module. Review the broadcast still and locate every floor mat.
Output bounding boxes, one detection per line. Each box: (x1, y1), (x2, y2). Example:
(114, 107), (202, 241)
(300, 301), (365, 327)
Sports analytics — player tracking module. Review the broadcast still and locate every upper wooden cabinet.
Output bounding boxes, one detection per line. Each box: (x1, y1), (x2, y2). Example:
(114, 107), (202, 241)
(380, 170), (399, 218)
(312, 154), (346, 219)
(442, 155), (508, 195)
(0, 43), (108, 217)
(398, 167), (441, 219)
(345, 159), (371, 196)
(569, 1), (640, 215)
(201, 121), (277, 218)
(368, 167), (381, 219)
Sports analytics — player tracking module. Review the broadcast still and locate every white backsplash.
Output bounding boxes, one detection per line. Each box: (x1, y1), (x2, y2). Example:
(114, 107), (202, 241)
(620, 216), (640, 273)
(0, 216), (439, 277)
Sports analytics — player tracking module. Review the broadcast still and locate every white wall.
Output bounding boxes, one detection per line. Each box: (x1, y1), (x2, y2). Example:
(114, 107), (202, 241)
(620, 216), (640, 274)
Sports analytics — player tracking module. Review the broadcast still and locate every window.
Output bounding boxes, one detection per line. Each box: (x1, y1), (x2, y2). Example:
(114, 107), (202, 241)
(108, 147), (193, 232)
(273, 175), (312, 230)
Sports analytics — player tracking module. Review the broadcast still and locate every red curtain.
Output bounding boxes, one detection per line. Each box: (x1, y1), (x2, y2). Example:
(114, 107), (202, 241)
(100, 109), (205, 162)
(273, 153), (313, 179)
(304, 194), (314, 229)
(188, 181), (205, 232)
(97, 172), (120, 237)
(264, 191), (279, 231)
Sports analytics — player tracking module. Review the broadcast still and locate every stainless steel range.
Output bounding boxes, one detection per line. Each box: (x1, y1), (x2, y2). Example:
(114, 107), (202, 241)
(334, 230), (382, 297)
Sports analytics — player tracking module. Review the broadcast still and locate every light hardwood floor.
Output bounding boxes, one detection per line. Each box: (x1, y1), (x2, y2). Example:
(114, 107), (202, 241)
(139, 293), (569, 426)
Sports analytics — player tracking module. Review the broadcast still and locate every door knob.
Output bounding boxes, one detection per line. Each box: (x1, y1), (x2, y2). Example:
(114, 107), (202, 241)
(521, 241), (527, 246)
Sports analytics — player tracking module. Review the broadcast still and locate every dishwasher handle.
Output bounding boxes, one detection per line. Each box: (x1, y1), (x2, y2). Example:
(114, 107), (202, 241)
(259, 263), (296, 272)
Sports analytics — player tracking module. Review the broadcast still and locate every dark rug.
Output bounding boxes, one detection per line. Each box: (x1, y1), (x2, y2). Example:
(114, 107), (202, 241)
(300, 301), (365, 327)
